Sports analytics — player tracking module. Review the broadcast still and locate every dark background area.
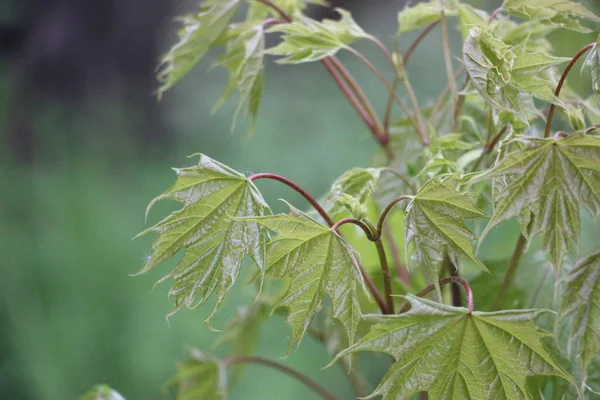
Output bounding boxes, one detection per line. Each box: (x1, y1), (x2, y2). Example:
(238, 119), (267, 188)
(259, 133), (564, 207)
(1, 0), (599, 399)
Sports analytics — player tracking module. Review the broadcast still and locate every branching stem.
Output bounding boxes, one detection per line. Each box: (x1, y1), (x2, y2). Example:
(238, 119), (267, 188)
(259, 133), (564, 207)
(224, 356), (341, 400)
(544, 43), (595, 138)
(376, 195), (413, 240)
(471, 125), (509, 171)
(398, 276), (474, 313)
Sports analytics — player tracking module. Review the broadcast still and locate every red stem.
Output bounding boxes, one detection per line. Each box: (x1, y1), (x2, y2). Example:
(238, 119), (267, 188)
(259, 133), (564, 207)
(376, 195), (412, 240)
(249, 173), (334, 227)
(224, 356), (341, 400)
(585, 124), (600, 134)
(544, 43), (595, 138)
(331, 218), (377, 241)
(399, 276), (474, 313)
(403, 21), (440, 65)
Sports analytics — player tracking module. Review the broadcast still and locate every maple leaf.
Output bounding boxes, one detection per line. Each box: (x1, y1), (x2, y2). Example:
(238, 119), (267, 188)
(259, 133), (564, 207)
(560, 250), (600, 374)
(335, 296), (572, 400)
(475, 133), (600, 268)
(136, 154), (270, 324)
(405, 178), (487, 293)
(246, 206), (365, 351)
(169, 349), (227, 400)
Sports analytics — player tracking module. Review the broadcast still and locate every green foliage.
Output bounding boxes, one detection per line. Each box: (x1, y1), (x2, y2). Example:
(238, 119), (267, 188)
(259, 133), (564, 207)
(79, 385), (126, 400)
(265, 9), (372, 63)
(583, 41), (600, 106)
(335, 296), (571, 399)
(476, 133), (600, 268)
(136, 154), (270, 324)
(247, 207), (365, 350)
(84, 0), (600, 398)
(169, 350), (227, 400)
(560, 250), (600, 373)
(405, 178), (487, 289)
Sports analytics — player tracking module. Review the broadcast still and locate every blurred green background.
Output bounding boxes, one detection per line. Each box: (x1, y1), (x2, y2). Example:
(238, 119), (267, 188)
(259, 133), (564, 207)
(1, 1), (599, 399)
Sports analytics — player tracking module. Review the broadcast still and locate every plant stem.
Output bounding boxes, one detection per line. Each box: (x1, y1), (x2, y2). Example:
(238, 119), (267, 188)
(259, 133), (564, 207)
(383, 168), (417, 193)
(224, 356), (341, 400)
(376, 195), (413, 240)
(471, 125), (509, 171)
(585, 124), (600, 134)
(364, 220), (395, 314)
(383, 223), (410, 284)
(403, 21), (440, 65)
(398, 276), (474, 313)
(444, 256), (462, 307)
(331, 218), (377, 241)
(431, 66), (466, 124)
(403, 77), (429, 145)
(249, 173), (335, 227)
(440, 14), (458, 103)
(493, 233), (527, 310)
(544, 42), (595, 138)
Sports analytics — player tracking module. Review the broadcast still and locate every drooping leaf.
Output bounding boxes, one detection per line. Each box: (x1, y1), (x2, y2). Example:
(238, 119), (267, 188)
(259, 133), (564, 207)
(502, 0), (600, 32)
(397, 0), (458, 34)
(157, 0), (241, 96)
(334, 296), (572, 400)
(79, 385), (126, 400)
(474, 133), (600, 268)
(169, 349), (227, 400)
(560, 250), (600, 373)
(463, 27), (568, 121)
(137, 154), (270, 323)
(215, 299), (269, 357)
(582, 42), (600, 107)
(265, 8), (372, 63)
(246, 206), (365, 351)
(405, 177), (487, 291)
(323, 167), (383, 216)
(213, 23), (266, 133)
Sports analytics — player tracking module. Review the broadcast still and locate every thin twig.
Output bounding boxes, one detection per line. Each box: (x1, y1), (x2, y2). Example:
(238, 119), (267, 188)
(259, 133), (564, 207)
(383, 223), (410, 284)
(331, 218), (377, 241)
(383, 168), (417, 194)
(224, 356), (341, 400)
(544, 43), (595, 138)
(250, 173), (335, 227)
(403, 21), (440, 65)
(431, 66), (466, 124)
(440, 14), (458, 103)
(493, 233), (528, 310)
(376, 195), (413, 240)
(471, 125), (509, 171)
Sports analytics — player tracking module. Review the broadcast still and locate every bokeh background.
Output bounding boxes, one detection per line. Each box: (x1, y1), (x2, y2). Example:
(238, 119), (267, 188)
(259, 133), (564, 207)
(1, 0), (599, 399)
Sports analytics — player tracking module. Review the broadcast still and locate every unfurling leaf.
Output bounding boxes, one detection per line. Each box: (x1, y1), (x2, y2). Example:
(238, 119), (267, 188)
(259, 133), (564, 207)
(476, 134), (600, 269)
(566, 104), (586, 131)
(560, 250), (600, 373)
(463, 27), (569, 121)
(405, 178), (487, 291)
(457, 5), (487, 39)
(265, 9), (372, 63)
(502, 0), (600, 32)
(136, 154), (270, 324)
(397, 0), (458, 34)
(157, 0), (241, 96)
(582, 42), (600, 107)
(335, 296), (572, 400)
(246, 206), (365, 351)
(323, 167), (383, 216)
(214, 23), (265, 133)
(79, 385), (126, 400)
(169, 350), (227, 400)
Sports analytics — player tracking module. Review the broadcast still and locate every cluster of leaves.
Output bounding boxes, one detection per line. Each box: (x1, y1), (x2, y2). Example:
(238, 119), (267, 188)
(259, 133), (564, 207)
(83, 0), (600, 399)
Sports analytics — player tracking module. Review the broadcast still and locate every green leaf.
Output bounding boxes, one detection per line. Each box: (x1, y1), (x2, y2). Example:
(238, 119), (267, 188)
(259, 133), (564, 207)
(246, 0), (327, 21)
(337, 193), (369, 220)
(582, 42), (600, 107)
(246, 206), (365, 351)
(215, 299), (269, 356)
(457, 5), (488, 39)
(405, 177), (487, 294)
(475, 134), (600, 268)
(502, 0), (600, 32)
(79, 385), (126, 400)
(463, 27), (568, 121)
(137, 154), (270, 324)
(265, 8), (372, 63)
(323, 167), (383, 216)
(169, 349), (227, 400)
(560, 250), (600, 373)
(157, 0), (241, 96)
(397, 0), (458, 34)
(213, 23), (266, 134)
(335, 296), (572, 400)
(565, 104), (587, 131)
